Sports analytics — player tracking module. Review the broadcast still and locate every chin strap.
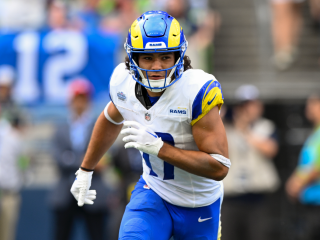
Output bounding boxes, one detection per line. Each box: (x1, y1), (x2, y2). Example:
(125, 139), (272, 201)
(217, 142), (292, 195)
(132, 58), (180, 92)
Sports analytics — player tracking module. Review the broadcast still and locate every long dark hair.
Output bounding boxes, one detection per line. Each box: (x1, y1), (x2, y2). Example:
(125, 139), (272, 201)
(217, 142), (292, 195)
(124, 54), (192, 73)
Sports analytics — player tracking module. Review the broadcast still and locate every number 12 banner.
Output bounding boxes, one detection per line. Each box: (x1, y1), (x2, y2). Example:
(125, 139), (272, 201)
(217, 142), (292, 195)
(0, 29), (121, 104)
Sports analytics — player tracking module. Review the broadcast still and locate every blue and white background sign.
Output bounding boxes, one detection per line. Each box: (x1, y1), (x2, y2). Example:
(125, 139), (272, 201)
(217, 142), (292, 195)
(0, 30), (121, 104)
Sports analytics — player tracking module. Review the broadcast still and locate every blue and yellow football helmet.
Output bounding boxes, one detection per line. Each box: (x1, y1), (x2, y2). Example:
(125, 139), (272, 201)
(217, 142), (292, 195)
(124, 11), (188, 92)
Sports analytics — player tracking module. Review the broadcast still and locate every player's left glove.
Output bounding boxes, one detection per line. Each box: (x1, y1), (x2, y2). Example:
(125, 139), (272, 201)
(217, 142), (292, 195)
(121, 121), (164, 156)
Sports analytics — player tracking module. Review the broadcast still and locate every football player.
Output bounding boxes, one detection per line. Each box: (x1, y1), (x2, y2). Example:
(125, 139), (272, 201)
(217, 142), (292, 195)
(71, 10), (230, 240)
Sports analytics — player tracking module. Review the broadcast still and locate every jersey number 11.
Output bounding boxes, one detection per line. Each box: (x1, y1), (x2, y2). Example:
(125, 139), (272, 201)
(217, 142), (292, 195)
(143, 132), (174, 180)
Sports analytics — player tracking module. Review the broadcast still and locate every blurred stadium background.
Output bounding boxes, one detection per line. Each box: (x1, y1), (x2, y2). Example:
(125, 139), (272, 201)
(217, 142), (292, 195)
(0, 0), (319, 239)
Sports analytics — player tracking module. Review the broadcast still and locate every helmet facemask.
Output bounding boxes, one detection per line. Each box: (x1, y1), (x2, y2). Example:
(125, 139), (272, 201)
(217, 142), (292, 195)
(125, 41), (188, 92)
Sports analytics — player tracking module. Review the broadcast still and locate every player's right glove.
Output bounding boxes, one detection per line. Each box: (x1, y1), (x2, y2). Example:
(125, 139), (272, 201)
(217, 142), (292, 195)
(70, 168), (96, 206)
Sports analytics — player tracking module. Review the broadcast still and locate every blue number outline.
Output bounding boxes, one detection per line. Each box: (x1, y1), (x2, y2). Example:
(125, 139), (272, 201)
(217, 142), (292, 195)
(143, 132), (175, 180)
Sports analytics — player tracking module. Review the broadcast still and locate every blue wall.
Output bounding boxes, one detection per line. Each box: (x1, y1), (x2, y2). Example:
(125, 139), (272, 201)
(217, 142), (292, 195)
(16, 189), (90, 240)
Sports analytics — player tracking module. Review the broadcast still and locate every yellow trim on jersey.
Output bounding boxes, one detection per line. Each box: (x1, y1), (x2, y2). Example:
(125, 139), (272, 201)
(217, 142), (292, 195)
(191, 83), (224, 126)
(168, 19), (181, 48)
(130, 20), (143, 49)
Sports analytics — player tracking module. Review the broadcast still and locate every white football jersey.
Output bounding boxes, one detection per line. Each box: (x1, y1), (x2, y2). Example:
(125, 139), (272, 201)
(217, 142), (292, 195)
(108, 63), (224, 208)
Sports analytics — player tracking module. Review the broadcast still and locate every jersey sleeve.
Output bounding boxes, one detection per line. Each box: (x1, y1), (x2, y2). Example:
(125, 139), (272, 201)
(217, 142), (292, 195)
(191, 79), (224, 126)
(108, 63), (128, 105)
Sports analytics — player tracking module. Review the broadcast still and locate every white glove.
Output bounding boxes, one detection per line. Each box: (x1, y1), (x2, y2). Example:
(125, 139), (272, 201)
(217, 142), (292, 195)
(70, 169), (96, 206)
(121, 121), (164, 156)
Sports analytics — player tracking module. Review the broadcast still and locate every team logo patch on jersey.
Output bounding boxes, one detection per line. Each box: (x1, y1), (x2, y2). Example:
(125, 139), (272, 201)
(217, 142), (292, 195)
(145, 112), (151, 121)
(117, 92), (126, 101)
(169, 107), (188, 116)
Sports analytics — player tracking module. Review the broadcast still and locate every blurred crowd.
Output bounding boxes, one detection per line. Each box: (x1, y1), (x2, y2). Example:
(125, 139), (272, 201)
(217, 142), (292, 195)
(0, 0), (319, 240)
(0, 66), (26, 240)
(271, 0), (320, 70)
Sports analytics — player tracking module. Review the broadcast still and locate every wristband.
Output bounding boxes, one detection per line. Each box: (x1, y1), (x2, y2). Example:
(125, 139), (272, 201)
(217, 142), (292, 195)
(80, 166), (94, 172)
(210, 154), (231, 168)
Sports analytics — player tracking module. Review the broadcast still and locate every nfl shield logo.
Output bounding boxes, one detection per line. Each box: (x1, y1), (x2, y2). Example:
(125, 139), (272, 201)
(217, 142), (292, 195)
(145, 112), (151, 121)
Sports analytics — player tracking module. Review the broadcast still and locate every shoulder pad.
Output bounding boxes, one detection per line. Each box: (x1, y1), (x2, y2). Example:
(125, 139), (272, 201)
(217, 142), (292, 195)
(109, 63), (131, 104)
(180, 70), (224, 126)
(109, 63), (130, 87)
